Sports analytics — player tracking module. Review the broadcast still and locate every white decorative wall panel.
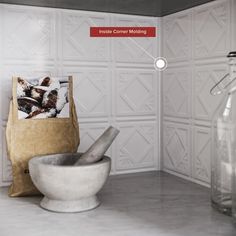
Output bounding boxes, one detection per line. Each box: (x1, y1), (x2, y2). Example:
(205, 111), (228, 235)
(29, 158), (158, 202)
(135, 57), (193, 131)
(2, 125), (12, 183)
(1, 79), (11, 122)
(193, 126), (211, 183)
(61, 11), (110, 63)
(163, 122), (190, 176)
(0, 4), (160, 186)
(79, 124), (110, 153)
(0, 0), (233, 188)
(163, 67), (191, 118)
(163, 11), (192, 62)
(63, 68), (110, 119)
(162, 0), (233, 186)
(193, 65), (226, 121)
(116, 122), (157, 171)
(113, 15), (157, 64)
(116, 69), (156, 117)
(2, 5), (55, 63)
(193, 0), (230, 59)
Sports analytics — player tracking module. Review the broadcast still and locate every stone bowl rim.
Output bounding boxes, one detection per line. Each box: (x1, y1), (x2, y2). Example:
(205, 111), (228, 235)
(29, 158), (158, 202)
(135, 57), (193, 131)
(29, 153), (111, 169)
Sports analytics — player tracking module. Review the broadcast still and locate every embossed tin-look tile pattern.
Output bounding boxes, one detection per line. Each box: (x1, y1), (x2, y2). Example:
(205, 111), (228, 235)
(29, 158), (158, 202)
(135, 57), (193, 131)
(0, 4), (160, 186)
(162, 0), (235, 186)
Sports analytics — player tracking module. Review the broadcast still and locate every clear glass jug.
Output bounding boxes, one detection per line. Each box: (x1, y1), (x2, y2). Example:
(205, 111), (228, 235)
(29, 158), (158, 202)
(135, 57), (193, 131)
(233, 160), (236, 221)
(211, 51), (236, 216)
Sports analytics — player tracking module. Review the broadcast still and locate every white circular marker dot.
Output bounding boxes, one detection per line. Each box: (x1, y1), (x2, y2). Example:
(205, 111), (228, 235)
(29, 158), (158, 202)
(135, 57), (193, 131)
(154, 57), (167, 71)
(156, 59), (165, 68)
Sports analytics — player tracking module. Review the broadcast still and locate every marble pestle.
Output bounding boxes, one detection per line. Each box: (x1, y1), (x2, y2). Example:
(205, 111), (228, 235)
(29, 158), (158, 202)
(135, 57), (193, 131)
(75, 126), (120, 165)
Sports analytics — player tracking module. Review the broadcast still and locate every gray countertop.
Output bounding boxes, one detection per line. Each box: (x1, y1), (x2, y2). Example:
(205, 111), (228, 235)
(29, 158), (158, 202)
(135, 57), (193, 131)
(0, 171), (234, 236)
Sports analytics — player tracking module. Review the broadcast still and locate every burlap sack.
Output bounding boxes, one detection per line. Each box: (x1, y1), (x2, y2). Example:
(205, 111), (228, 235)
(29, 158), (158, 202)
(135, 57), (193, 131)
(6, 76), (80, 197)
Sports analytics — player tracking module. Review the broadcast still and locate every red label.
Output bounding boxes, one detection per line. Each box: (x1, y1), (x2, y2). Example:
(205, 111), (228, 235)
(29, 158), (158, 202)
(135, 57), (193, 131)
(90, 27), (156, 37)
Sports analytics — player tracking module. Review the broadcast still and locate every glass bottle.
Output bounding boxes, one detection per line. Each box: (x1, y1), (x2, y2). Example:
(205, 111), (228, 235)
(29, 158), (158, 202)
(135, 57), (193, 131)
(233, 159), (236, 221)
(232, 53), (236, 220)
(211, 51), (236, 216)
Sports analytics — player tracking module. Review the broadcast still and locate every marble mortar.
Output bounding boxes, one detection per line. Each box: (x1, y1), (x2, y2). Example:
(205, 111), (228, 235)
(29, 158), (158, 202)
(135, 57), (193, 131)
(29, 153), (111, 213)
